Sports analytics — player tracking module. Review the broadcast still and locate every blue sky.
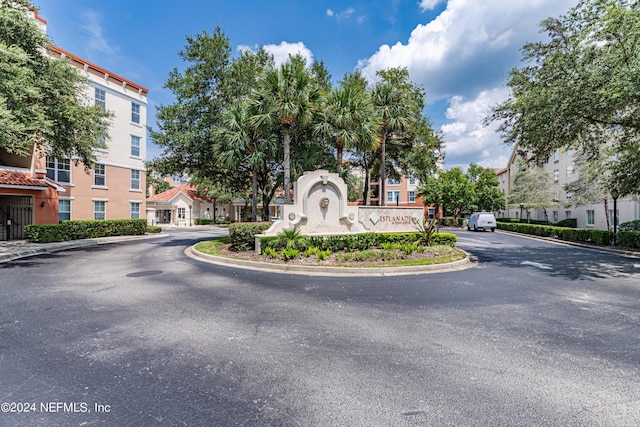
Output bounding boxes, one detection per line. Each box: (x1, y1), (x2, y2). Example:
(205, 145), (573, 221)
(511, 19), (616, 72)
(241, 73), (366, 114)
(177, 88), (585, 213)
(36, 0), (577, 171)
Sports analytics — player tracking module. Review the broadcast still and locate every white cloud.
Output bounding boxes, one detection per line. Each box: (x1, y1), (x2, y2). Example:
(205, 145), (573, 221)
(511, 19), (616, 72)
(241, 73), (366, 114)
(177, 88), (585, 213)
(440, 88), (512, 170)
(358, 0), (575, 100)
(357, 0), (576, 170)
(417, 0), (443, 12)
(243, 41), (314, 67)
(327, 7), (356, 21)
(80, 10), (118, 56)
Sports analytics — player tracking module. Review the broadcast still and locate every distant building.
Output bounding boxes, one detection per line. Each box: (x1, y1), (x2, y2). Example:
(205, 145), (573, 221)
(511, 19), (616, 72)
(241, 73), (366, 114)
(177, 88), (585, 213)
(498, 146), (639, 229)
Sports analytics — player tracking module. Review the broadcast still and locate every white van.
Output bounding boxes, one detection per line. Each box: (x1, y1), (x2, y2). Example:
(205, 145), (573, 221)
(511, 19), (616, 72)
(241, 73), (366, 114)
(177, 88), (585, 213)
(467, 212), (497, 232)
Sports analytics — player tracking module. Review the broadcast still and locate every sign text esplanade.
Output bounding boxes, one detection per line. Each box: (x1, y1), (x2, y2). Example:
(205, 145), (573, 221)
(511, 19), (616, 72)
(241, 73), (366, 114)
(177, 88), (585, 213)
(256, 170), (423, 252)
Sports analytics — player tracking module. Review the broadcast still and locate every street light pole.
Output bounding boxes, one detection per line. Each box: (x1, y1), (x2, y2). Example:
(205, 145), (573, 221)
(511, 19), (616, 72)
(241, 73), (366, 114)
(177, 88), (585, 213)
(611, 190), (619, 246)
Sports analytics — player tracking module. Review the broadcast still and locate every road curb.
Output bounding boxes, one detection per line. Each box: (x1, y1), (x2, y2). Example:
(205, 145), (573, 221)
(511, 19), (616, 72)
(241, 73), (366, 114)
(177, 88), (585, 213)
(186, 245), (473, 277)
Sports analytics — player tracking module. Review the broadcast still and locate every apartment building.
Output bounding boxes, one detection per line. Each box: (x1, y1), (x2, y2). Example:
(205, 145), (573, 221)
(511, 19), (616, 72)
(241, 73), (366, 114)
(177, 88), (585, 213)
(47, 45), (148, 223)
(497, 146), (639, 230)
(0, 8), (147, 240)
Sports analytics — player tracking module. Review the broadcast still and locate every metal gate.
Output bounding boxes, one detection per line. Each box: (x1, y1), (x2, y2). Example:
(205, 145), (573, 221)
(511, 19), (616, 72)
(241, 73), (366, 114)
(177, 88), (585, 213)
(0, 195), (33, 241)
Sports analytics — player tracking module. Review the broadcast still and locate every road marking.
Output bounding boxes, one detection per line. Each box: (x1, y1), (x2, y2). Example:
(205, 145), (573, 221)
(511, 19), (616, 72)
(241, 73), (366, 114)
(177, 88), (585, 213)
(521, 261), (553, 270)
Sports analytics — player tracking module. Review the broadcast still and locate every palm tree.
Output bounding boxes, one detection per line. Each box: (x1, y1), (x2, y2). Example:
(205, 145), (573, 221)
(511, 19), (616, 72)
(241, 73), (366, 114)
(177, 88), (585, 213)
(371, 81), (412, 206)
(249, 57), (320, 204)
(216, 100), (276, 222)
(315, 83), (378, 178)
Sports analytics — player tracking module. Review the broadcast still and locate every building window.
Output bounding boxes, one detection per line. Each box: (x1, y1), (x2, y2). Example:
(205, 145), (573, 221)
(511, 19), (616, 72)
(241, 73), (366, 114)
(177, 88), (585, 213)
(566, 165), (573, 177)
(177, 207), (186, 219)
(586, 210), (595, 226)
(609, 209), (620, 227)
(94, 164), (106, 187)
(94, 201), (106, 220)
(96, 125), (107, 150)
(408, 176), (416, 185)
(46, 157), (71, 184)
(387, 191), (400, 203)
(387, 177), (400, 185)
(553, 149), (560, 162)
(95, 87), (106, 109)
(553, 211), (558, 223)
(131, 135), (141, 157)
(130, 202), (140, 219)
(58, 199), (71, 221)
(553, 169), (559, 182)
(130, 170), (140, 190)
(428, 207), (435, 220)
(565, 210), (572, 219)
(409, 191), (415, 202)
(131, 102), (140, 124)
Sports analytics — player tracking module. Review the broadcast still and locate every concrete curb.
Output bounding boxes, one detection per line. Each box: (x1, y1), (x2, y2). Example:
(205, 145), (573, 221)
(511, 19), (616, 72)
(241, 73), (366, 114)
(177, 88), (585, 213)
(0, 233), (168, 263)
(186, 245), (473, 277)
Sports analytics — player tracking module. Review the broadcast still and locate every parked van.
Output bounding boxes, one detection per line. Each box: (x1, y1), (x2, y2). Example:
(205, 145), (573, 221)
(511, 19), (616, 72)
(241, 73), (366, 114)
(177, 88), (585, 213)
(467, 212), (497, 232)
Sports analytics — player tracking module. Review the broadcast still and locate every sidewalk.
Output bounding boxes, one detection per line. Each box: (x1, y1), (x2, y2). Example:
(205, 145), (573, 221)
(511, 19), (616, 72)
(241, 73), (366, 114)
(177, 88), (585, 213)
(0, 234), (166, 263)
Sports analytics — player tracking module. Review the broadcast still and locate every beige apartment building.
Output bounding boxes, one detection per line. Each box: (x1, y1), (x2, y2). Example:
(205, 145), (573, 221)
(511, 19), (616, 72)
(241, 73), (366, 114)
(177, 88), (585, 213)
(45, 45), (148, 222)
(496, 146), (639, 230)
(1, 8), (147, 240)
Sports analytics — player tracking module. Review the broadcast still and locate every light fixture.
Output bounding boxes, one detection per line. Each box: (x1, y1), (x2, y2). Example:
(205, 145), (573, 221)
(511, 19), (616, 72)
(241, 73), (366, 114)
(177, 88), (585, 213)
(40, 201), (46, 207)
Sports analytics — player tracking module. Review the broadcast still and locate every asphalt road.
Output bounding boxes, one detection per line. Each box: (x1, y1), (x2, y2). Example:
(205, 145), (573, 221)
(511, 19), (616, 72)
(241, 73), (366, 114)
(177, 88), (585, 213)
(0, 228), (639, 426)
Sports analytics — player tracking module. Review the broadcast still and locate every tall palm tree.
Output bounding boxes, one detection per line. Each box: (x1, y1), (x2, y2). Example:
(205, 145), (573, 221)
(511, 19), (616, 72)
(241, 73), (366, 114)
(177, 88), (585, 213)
(371, 81), (412, 206)
(216, 100), (276, 221)
(315, 84), (378, 178)
(249, 58), (320, 204)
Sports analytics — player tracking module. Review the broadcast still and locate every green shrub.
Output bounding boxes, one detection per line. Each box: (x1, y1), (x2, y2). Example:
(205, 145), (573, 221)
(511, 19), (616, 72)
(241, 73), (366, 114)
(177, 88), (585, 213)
(228, 222), (271, 251)
(24, 219), (147, 243)
(304, 247), (320, 257)
(619, 220), (640, 232)
(146, 225), (162, 233)
(280, 248), (300, 261)
(194, 219), (217, 225)
(317, 250), (331, 261)
(431, 232), (457, 246)
(496, 222), (632, 247)
(270, 228), (308, 250)
(554, 218), (577, 228)
(617, 231), (640, 248)
(262, 246), (278, 259)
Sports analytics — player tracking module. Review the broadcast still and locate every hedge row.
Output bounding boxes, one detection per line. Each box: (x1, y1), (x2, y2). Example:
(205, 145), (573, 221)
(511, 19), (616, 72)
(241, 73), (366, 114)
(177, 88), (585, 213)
(497, 222), (640, 248)
(260, 231), (458, 252)
(497, 217), (577, 228)
(24, 219), (148, 243)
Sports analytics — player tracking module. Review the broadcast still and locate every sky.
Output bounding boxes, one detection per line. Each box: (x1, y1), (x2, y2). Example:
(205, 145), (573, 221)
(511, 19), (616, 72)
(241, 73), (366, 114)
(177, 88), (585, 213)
(35, 0), (577, 171)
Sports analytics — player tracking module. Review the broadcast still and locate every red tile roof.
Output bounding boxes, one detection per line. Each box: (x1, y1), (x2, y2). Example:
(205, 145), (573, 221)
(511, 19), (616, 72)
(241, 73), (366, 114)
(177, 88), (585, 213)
(0, 170), (49, 188)
(147, 184), (211, 203)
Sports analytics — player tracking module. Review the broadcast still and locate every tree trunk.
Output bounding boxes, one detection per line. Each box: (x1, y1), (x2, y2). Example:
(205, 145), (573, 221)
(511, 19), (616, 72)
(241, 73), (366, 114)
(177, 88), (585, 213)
(251, 167), (258, 222)
(283, 124), (291, 204)
(380, 131), (387, 206)
(363, 168), (370, 205)
(604, 198), (610, 231)
(336, 140), (343, 177)
(212, 198), (217, 224)
(262, 187), (270, 221)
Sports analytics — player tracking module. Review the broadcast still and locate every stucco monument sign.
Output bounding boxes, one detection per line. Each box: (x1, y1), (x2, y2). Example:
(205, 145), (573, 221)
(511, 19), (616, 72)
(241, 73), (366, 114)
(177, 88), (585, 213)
(257, 170), (423, 252)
